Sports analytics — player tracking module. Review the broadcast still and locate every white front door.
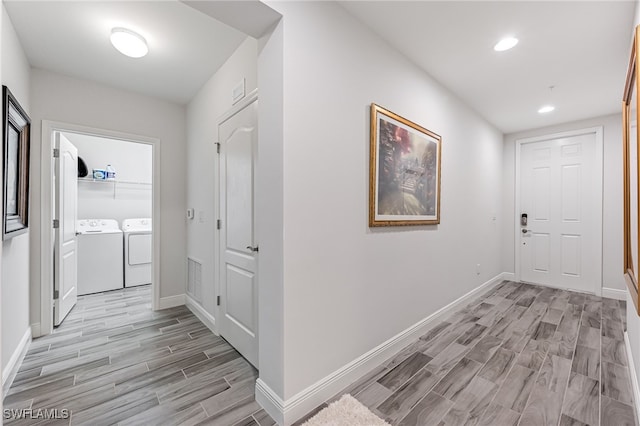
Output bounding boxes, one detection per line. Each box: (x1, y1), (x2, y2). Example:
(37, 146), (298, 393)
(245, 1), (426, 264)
(518, 129), (602, 294)
(218, 98), (259, 368)
(54, 132), (78, 325)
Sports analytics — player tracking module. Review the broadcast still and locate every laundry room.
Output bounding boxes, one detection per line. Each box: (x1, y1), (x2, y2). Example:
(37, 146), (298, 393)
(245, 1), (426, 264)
(66, 132), (153, 299)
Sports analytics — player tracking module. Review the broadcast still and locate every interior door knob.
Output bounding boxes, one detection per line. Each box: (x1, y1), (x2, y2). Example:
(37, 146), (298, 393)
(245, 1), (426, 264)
(522, 229), (529, 234)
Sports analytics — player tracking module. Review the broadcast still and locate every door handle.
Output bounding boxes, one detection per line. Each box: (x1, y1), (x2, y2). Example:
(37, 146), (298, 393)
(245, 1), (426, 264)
(522, 229), (530, 234)
(246, 245), (259, 253)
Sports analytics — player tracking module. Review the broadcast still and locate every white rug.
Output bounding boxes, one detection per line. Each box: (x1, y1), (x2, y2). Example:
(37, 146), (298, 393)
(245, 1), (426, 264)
(302, 394), (391, 426)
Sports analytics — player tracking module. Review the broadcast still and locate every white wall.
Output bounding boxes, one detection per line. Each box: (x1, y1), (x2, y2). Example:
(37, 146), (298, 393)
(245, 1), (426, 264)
(1, 5), (31, 376)
(185, 36), (256, 315)
(66, 133), (152, 226)
(256, 16), (285, 402)
(269, 2), (504, 401)
(29, 69), (187, 329)
(502, 114), (624, 292)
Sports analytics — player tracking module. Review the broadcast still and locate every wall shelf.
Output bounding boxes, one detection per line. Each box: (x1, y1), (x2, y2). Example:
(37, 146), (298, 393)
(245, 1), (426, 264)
(78, 177), (151, 198)
(78, 177), (151, 186)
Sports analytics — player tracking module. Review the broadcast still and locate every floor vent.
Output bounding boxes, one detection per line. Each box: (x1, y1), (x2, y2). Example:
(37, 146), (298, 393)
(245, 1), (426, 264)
(187, 257), (202, 302)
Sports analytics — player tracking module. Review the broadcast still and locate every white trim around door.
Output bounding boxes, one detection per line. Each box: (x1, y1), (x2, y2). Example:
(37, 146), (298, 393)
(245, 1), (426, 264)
(39, 121), (161, 337)
(213, 89), (259, 332)
(214, 88), (259, 363)
(514, 126), (603, 295)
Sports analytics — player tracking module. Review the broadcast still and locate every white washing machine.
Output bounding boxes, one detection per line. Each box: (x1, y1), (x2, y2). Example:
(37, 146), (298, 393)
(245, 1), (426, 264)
(123, 218), (152, 287)
(77, 219), (124, 295)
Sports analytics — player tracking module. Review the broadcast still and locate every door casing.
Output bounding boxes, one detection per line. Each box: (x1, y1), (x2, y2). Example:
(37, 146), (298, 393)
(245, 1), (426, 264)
(214, 88), (259, 351)
(39, 121), (160, 336)
(514, 126), (603, 295)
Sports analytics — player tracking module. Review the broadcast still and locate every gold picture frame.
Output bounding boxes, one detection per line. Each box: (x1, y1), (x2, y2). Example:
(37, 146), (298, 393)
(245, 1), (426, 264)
(369, 103), (442, 227)
(623, 25), (640, 314)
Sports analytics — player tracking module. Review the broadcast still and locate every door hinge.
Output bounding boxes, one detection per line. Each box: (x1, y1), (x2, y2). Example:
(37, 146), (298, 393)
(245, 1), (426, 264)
(53, 290), (59, 299)
(216, 295), (221, 306)
(216, 219), (221, 230)
(215, 142), (220, 154)
(53, 148), (60, 158)
(53, 219), (59, 229)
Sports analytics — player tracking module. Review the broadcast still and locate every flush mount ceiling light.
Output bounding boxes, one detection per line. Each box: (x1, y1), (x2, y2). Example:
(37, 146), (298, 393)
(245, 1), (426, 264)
(493, 37), (519, 52)
(110, 28), (148, 58)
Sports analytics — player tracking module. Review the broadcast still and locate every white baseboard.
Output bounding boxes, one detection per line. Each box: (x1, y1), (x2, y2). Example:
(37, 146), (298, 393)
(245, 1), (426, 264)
(158, 294), (185, 309)
(602, 287), (627, 301)
(2, 328), (31, 395)
(30, 322), (41, 339)
(185, 295), (217, 335)
(502, 272), (515, 281)
(256, 379), (285, 425)
(624, 332), (640, 420)
(255, 272), (510, 425)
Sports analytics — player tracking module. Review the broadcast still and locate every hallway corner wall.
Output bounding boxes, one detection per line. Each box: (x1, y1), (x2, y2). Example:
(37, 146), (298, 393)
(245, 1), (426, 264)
(254, 15), (285, 411)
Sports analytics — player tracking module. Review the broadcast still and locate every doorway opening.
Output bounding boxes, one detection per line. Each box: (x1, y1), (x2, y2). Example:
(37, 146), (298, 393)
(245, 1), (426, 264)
(40, 121), (160, 335)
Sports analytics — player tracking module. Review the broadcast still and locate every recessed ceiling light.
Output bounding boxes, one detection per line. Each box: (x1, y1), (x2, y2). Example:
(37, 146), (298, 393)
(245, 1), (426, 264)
(538, 105), (555, 114)
(494, 37), (519, 52)
(110, 28), (148, 58)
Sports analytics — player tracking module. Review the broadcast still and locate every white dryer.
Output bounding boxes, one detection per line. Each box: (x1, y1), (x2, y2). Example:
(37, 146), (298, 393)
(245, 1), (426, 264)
(77, 219), (124, 295)
(123, 218), (152, 287)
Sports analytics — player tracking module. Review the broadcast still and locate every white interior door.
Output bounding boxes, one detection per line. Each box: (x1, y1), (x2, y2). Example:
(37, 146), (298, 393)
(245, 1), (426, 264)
(54, 132), (78, 326)
(219, 98), (259, 368)
(518, 131), (602, 293)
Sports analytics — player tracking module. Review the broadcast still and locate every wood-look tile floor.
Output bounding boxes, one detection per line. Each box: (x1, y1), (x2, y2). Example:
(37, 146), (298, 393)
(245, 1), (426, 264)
(3, 286), (275, 426)
(299, 281), (639, 426)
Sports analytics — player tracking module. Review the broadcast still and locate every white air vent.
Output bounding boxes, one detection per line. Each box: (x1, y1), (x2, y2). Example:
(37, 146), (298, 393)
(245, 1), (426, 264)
(187, 257), (202, 302)
(232, 78), (245, 104)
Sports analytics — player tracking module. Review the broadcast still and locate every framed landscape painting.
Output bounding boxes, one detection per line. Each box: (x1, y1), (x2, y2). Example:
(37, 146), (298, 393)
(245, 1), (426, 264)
(369, 103), (441, 227)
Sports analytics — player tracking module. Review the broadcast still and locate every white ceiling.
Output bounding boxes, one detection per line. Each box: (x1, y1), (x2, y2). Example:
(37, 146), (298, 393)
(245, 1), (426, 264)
(3, 1), (247, 104)
(340, 1), (636, 133)
(3, 1), (635, 132)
